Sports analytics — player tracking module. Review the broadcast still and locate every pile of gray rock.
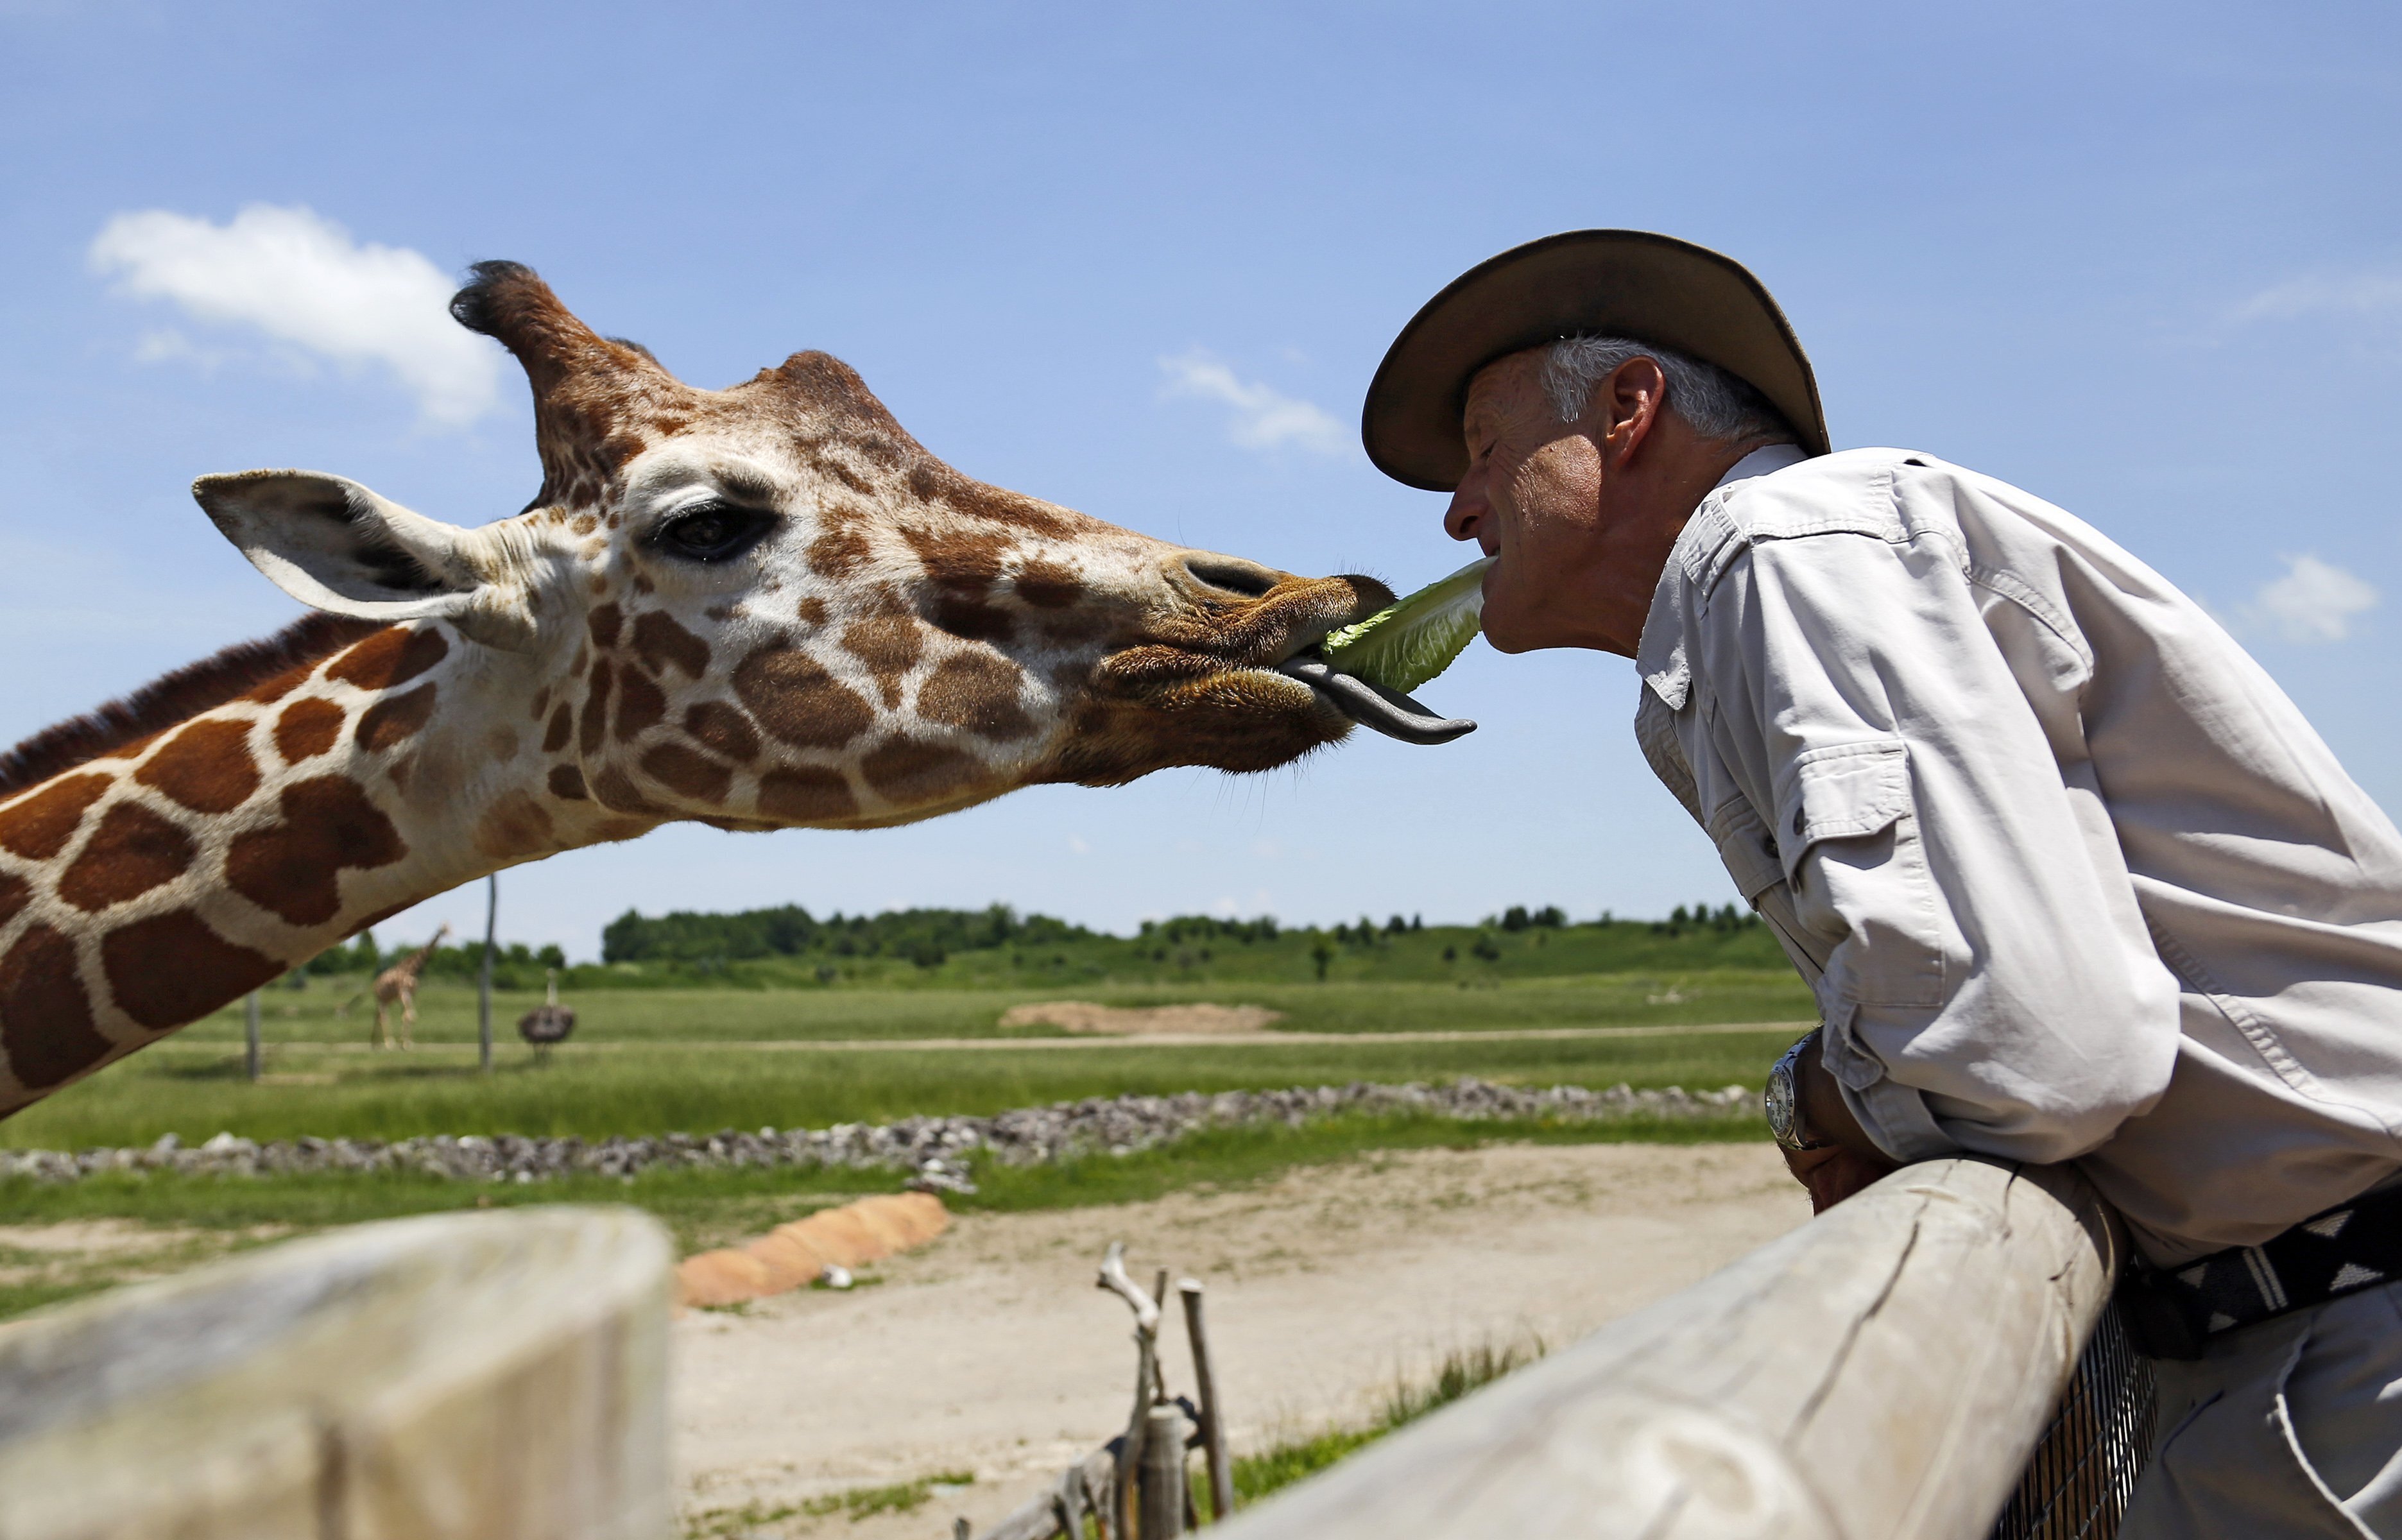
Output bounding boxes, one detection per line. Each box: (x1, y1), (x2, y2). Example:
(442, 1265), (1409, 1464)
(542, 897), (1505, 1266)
(0, 1078), (1753, 1188)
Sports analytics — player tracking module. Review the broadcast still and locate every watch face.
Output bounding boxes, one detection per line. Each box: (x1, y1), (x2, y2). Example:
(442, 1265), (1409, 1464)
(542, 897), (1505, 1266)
(1764, 1065), (1798, 1145)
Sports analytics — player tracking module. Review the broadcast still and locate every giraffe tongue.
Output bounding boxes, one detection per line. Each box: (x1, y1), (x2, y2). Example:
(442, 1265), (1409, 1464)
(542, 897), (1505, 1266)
(1275, 656), (1477, 746)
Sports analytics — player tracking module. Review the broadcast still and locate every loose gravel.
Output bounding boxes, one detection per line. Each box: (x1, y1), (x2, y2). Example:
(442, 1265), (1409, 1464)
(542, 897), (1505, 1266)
(0, 1079), (1753, 1188)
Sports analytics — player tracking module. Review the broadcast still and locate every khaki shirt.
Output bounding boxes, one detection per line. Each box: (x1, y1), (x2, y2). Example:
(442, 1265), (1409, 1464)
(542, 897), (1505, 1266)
(1636, 445), (2402, 1265)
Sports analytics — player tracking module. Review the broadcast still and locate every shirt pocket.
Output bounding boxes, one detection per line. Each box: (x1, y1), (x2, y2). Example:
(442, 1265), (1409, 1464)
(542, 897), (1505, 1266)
(1774, 738), (1948, 1009)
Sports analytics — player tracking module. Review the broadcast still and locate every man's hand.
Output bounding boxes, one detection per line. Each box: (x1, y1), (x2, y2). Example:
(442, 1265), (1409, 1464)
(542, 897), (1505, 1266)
(1783, 1142), (1900, 1212)
(1785, 1031), (1901, 1213)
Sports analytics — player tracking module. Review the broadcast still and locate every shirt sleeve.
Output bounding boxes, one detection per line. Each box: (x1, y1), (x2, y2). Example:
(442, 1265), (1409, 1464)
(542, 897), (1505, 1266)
(1695, 520), (2182, 1165)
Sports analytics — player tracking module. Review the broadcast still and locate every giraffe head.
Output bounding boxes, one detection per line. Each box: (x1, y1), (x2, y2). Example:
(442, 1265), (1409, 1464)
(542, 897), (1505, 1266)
(192, 263), (1393, 835)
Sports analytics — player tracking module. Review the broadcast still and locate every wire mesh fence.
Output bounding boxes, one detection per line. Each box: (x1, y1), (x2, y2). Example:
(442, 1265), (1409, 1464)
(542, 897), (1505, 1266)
(1989, 1298), (2158, 1540)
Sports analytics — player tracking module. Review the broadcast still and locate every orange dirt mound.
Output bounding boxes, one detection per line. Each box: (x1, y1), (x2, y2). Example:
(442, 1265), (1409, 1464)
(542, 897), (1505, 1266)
(676, 1192), (952, 1309)
(997, 1000), (1285, 1036)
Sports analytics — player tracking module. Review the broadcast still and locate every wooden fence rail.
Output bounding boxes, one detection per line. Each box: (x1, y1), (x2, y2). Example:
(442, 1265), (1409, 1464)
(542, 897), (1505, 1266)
(0, 1206), (674, 1540)
(1209, 1158), (2127, 1540)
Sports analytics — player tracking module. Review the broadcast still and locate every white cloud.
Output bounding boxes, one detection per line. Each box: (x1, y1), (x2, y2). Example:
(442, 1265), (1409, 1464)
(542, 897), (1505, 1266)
(89, 204), (504, 427)
(2231, 271), (2402, 325)
(2247, 554), (2378, 644)
(1159, 349), (1346, 456)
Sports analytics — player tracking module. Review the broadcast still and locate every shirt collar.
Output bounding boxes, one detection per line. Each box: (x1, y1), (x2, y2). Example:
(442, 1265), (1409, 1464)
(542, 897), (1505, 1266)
(1634, 443), (1811, 710)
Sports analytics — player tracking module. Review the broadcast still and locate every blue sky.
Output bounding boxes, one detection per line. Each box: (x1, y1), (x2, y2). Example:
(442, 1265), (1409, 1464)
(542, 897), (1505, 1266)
(4, 1), (2399, 957)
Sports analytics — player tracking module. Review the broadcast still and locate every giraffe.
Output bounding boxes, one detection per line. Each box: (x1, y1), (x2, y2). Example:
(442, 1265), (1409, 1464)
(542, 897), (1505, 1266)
(0, 261), (1398, 1120)
(359, 923), (450, 1050)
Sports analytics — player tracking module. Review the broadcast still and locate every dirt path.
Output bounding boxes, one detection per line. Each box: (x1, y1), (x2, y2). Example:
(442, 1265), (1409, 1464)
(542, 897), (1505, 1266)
(673, 1141), (1808, 1538)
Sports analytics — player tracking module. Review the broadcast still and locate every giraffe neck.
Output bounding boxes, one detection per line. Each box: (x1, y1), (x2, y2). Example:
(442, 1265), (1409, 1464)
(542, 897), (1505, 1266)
(0, 622), (637, 1117)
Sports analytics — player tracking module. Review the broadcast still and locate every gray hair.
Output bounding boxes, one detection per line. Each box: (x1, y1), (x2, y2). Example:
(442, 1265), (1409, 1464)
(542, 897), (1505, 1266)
(1540, 334), (1796, 445)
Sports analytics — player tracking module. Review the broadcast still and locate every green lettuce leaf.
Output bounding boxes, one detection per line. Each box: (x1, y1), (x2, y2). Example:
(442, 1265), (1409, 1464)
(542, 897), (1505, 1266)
(1319, 554), (1494, 694)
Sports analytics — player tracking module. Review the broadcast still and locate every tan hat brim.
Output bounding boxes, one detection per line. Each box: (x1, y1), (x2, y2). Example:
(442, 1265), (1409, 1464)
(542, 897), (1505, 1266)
(1360, 230), (1830, 492)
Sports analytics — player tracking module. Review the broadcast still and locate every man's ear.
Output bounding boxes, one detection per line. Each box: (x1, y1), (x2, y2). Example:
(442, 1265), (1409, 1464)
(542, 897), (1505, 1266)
(193, 470), (539, 651)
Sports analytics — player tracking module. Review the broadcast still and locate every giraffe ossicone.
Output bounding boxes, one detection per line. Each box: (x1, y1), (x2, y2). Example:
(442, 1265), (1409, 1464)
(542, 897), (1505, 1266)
(0, 261), (1401, 1117)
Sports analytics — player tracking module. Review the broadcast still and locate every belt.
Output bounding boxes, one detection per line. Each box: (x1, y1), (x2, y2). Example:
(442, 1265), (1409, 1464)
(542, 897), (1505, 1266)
(2119, 1184), (2402, 1360)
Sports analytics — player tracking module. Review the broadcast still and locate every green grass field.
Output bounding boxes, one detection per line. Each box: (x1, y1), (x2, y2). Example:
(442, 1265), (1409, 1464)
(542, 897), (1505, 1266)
(0, 954), (1810, 1321)
(8, 984), (1805, 1149)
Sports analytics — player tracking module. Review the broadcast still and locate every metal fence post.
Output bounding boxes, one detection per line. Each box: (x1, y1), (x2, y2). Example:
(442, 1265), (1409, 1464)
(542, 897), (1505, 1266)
(478, 875), (497, 1073)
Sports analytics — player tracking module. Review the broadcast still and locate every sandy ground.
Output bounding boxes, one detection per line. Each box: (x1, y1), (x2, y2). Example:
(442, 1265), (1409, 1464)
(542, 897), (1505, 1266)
(673, 1141), (1808, 1538)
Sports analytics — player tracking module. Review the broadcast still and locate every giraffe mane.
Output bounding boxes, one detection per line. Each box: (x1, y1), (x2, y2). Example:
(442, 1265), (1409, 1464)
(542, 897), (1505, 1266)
(0, 613), (386, 798)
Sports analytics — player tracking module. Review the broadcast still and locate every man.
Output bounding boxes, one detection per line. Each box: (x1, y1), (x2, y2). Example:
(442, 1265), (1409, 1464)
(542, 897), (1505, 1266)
(1360, 230), (2402, 1537)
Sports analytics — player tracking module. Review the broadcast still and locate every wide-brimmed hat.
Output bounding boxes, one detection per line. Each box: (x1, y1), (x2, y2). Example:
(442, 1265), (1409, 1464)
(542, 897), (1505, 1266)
(1360, 230), (1829, 491)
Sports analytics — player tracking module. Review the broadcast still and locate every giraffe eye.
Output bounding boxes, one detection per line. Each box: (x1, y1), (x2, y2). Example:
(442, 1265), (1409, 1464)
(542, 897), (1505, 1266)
(654, 501), (773, 563)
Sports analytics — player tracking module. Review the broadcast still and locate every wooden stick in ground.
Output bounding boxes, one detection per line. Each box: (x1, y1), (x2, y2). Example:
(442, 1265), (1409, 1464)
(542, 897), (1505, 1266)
(1137, 1402), (1191, 1540)
(1179, 1278), (1235, 1523)
(1097, 1242), (1163, 1540)
(1097, 1242), (1162, 1334)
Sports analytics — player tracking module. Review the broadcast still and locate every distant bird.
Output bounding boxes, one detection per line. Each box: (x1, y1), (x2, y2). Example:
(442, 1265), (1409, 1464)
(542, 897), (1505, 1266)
(517, 968), (576, 1059)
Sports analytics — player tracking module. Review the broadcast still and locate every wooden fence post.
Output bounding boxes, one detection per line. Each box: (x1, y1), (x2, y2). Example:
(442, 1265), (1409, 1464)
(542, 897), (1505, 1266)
(1137, 1403), (1190, 1540)
(1208, 1159), (2124, 1540)
(1179, 1279), (1235, 1523)
(0, 1206), (674, 1539)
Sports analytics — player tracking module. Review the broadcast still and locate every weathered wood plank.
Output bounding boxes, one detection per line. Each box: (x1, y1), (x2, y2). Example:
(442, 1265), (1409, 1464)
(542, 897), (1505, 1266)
(0, 1205), (674, 1540)
(1210, 1159), (2123, 1540)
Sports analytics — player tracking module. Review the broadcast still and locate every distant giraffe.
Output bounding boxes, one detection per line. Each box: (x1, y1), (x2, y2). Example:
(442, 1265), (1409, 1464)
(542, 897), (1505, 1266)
(0, 261), (1396, 1120)
(361, 923), (449, 1050)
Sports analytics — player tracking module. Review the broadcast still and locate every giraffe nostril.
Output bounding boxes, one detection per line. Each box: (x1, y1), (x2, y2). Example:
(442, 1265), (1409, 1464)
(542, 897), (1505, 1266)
(1182, 556), (1279, 599)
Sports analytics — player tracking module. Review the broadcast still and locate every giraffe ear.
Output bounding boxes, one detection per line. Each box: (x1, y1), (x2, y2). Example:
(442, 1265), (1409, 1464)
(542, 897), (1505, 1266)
(193, 470), (539, 651)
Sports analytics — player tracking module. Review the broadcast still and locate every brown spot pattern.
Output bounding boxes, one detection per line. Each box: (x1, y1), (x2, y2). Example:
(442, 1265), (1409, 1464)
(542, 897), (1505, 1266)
(548, 764), (589, 800)
(137, 719), (261, 812)
(757, 767), (857, 821)
(58, 803), (196, 912)
(796, 597), (828, 626)
(0, 925), (110, 1090)
(356, 684), (438, 752)
(930, 597), (1013, 644)
(592, 766), (664, 816)
(642, 744), (732, 804)
(733, 647), (874, 749)
(580, 661), (614, 753)
(807, 527), (870, 579)
(862, 737), (982, 803)
(327, 627), (449, 691)
(902, 526), (1010, 590)
(588, 603), (624, 648)
(684, 702), (760, 762)
(474, 792), (556, 860)
(543, 702), (574, 753)
(101, 910), (281, 1032)
(633, 612), (710, 678)
(613, 668), (667, 740)
(841, 616), (924, 707)
(1014, 560), (1085, 609)
(225, 776), (406, 927)
(920, 653), (1035, 740)
(0, 775), (110, 860)
(276, 699), (346, 764)
(0, 874), (26, 932)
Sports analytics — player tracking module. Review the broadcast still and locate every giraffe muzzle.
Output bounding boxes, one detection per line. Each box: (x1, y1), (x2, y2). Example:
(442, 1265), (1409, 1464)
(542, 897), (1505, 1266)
(1274, 656), (1476, 746)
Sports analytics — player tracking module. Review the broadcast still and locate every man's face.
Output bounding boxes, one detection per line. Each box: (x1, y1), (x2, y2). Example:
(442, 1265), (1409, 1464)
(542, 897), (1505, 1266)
(1443, 350), (1613, 654)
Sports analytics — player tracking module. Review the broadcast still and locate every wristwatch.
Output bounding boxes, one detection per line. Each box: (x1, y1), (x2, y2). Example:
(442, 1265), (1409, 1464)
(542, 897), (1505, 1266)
(1765, 1028), (1834, 1153)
